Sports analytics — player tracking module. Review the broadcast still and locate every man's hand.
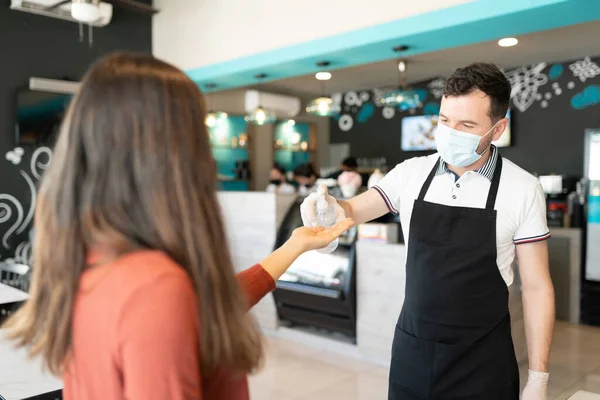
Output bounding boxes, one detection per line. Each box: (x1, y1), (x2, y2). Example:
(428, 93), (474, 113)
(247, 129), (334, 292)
(522, 370), (549, 400)
(300, 185), (346, 227)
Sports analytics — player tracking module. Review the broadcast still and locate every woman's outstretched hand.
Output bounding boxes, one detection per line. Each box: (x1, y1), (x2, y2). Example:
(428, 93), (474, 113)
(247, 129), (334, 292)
(289, 218), (355, 253)
(260, 218), (355, 282)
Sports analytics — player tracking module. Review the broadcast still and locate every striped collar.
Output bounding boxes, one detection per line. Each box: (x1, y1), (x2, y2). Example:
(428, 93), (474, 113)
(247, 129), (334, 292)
(436, 145), (499, 181)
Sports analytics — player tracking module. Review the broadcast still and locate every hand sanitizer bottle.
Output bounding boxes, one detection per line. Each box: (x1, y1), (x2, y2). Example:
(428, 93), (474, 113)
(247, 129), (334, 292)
(315, 187), (338, 254)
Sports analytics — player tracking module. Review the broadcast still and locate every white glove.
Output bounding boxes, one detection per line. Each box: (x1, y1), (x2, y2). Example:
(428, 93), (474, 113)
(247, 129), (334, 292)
(300, 185), (346, 227)
(521, 370), (549, 400)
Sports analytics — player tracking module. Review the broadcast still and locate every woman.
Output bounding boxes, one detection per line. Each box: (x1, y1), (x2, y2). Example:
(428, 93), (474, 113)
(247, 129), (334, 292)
(3, 53), (352, 399)
(266, 163), (295, 194)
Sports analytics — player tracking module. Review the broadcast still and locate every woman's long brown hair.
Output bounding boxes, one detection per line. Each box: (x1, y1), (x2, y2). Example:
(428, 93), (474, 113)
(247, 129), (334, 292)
(3, 52), (263, 375)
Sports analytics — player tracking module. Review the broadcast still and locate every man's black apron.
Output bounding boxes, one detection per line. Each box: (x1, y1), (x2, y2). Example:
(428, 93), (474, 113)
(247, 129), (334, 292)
(388, 156), (519, 399)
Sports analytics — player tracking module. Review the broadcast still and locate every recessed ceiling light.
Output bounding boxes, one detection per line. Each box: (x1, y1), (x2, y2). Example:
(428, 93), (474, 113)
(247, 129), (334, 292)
(498, 37), (518, 47)
(392, 45), (410, 53)
(316, 72), (332, 81)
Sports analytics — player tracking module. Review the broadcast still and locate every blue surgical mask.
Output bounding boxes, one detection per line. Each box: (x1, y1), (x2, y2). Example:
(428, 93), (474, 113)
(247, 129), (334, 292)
(434, 122), (498, 167)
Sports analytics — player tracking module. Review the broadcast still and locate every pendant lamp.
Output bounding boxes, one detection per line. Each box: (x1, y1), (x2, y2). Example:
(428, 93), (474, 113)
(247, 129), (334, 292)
(306, 61), (341, 117)
(205, 111), (228, 127)
(245, 106), (276, 126)
(381, 60), (423, 110)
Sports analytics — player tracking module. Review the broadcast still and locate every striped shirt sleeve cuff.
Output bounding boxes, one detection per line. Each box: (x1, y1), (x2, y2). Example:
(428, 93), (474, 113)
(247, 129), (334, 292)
(373, 185), (399, 215)
(513, 232), (551, 245)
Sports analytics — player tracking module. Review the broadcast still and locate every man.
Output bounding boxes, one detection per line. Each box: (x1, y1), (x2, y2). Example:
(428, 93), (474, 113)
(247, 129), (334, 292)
(293, 163), (318, 195)
(326, 156), (359, 180)
(301, 63), (554, 399)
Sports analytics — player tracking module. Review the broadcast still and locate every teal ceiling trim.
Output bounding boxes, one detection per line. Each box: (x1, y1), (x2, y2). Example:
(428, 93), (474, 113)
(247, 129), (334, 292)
(187, 0), (600, 92)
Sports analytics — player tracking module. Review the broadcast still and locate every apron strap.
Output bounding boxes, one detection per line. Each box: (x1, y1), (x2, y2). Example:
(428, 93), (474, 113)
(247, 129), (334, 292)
(417, 157), (441, 201)
(485, 155), (503, 210)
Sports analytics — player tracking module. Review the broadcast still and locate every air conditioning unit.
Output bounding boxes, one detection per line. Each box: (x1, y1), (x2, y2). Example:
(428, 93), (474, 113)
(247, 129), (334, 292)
(10, 0), (113, 27)
(244, 90), (301, 119)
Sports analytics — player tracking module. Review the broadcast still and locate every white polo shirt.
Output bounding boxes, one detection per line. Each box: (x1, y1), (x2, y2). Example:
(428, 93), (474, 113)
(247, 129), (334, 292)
(373, 146), (550, 286)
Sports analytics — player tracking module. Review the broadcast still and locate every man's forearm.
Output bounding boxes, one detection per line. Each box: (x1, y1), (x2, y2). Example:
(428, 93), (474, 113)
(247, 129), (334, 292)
(338, 199), (353, 220)
(522, 284), (555, 372)
(337, 189), (390, 225)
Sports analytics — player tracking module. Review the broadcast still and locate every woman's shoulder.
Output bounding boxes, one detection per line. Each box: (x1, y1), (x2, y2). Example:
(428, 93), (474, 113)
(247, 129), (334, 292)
(115, 250), (191, 286)
(82, 250), (192, 300)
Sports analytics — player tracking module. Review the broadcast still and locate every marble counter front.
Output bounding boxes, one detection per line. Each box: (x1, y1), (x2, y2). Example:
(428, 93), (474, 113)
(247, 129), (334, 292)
(218, 192), (297, 331)
(0, 331), (62, 400)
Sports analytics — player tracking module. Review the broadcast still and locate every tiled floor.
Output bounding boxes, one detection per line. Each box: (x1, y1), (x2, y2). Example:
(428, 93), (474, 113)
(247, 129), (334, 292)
(249, 321), (600, 399)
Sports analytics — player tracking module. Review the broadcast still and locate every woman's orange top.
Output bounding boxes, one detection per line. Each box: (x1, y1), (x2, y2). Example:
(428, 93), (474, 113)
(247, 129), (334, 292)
(62, 250), (275, 400)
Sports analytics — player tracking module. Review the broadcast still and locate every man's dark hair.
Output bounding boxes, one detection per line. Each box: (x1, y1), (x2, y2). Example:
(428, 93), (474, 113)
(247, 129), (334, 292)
(294, 163), (317, 178)
(342, 156), (358, 169)
(444, 62), (511, 121)
(272, 163), (286, 176)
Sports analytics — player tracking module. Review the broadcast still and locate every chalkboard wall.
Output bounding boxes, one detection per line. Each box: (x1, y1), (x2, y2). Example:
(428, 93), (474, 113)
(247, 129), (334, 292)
(0, 6), (151, 261)
(330, 56), (600, 177)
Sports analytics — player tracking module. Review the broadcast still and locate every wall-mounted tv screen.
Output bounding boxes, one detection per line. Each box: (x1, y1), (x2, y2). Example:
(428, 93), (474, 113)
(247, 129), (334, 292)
(401, 111), (512, 151)
(16, 90), (71, 146)
(401, 115), (438, 151)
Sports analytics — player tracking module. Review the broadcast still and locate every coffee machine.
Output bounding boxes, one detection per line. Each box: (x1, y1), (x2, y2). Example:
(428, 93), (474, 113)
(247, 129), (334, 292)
(538, 174), (582, 227)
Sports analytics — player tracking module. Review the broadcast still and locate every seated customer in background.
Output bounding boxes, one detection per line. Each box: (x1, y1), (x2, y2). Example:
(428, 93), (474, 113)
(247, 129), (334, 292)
(327, 156), (358, 180)
(3, 53), (353, 400)
(266, 163), (296, 194)
(293, 163), (318, 195)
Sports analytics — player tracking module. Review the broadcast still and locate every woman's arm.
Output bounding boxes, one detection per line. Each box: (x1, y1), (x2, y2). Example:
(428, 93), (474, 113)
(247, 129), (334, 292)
(236, 219), (354, 308)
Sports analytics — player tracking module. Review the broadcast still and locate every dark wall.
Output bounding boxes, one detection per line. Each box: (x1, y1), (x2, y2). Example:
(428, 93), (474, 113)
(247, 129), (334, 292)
(330, 56), (600, 177)
(0, 3), (151, 260)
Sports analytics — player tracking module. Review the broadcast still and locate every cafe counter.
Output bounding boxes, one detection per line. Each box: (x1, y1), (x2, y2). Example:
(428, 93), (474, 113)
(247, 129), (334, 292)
(219, 192), (581, 368)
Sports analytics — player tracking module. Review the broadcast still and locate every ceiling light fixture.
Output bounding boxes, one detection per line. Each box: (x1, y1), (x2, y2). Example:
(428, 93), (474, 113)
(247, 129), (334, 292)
(381, 60), (423, 110)
(498, 37), (518, 47)
(306, 61), (340, 117)
(205, 111), (228, 128)
(393, 45), (410, 53)
(245, 106), (276, 126)
(315, 72), (332, 81)
(306, 97), (341, 117)
(398, 61), (406, 73)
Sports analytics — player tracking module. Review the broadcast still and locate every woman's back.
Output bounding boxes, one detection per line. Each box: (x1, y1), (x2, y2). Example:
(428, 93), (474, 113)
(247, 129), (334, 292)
(64, 250), (202, 399)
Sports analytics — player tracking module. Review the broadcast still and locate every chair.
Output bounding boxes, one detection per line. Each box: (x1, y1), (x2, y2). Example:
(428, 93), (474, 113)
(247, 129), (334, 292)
(0, 262), (31, 293)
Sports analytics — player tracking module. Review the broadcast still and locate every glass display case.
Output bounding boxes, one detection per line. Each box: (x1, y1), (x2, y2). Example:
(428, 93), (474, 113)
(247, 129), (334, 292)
(273, 198), (358, 339)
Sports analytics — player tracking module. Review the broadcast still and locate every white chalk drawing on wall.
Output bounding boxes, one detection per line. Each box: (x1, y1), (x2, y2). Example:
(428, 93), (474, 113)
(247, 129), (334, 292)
(506, 63), (548, 112)
(0, 193), (24, 249)
(4, 241), (33, 266)
(344, 91), (361, 107)
(568, 81), (576, 89)
(338, 114), (354, 132)
(331, 93), (343, 109)
(427, 78), (446, 99)
(6, 147), (24, 165)
(0, 147), (53, 256)
(569, 57), (600, 82)
(372, 89), (385, 108)
(552, 82), (562, 96)
(382, 107), (396, 119)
